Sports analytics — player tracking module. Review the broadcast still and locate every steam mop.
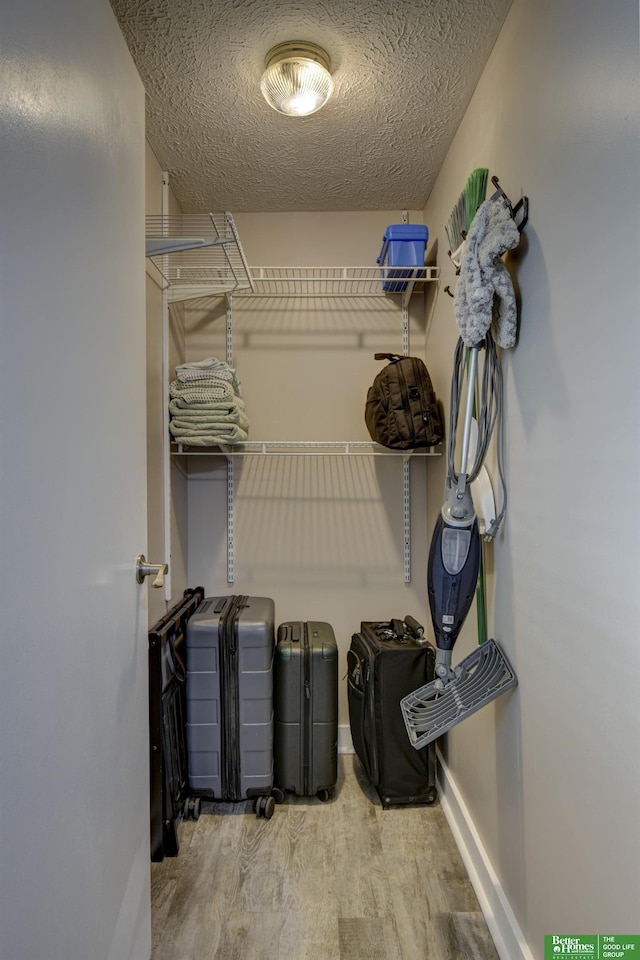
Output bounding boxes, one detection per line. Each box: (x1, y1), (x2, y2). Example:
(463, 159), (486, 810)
(401, 333), (517, 749)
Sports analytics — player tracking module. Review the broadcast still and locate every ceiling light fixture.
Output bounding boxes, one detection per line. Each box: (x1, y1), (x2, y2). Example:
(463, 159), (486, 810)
(260, 41), (333, 117)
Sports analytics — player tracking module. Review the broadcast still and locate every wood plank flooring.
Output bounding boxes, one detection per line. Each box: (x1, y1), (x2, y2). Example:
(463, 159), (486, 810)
(151, 756), (499, 960)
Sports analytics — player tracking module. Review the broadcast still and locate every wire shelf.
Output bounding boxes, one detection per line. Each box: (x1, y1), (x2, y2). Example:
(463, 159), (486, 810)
(235, 265), (439, 298)
(145, 212), (253, 302)
(171, 440), (440, 457)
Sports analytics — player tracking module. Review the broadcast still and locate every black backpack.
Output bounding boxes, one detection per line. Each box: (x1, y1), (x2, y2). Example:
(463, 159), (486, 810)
(365, 353), (443, 450)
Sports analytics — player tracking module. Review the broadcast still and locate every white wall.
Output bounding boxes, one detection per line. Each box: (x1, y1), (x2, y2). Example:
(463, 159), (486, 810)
(180, 211), (439, 723)
(422, 0), (640, 955)
(0, 2), (149, 958)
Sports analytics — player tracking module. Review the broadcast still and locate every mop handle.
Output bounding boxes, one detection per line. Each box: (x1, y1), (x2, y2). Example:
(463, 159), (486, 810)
(457, 345), (480, 489)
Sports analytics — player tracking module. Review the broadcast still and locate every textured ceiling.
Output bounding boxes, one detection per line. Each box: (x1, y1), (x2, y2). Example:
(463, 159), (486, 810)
(111, 0), (513, 212)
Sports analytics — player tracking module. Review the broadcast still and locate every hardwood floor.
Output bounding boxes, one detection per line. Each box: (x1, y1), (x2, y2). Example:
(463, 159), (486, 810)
(151, 756), (499, 960)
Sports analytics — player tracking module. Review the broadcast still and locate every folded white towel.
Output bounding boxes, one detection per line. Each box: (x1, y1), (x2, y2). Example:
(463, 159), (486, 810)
(169, 397), (246, 417)
(175, 357), (241, 394)
(177, 368), (233, 382)
(169, 422), (249, 445)
(170, 408), (249, 432)
(176, 357), (229, 373)
(169, 378), (235, 404)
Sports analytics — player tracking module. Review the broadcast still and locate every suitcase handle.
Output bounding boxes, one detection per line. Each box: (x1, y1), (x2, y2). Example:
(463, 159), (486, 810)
(277, 622), (302, 644)
(167, 620), (186, 682)
(404, 615), (425, 640)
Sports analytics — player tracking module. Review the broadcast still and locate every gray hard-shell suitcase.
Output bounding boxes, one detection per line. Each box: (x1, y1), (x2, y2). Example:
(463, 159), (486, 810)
(274, 621), (338, 801)
(186, 595), (276, 815)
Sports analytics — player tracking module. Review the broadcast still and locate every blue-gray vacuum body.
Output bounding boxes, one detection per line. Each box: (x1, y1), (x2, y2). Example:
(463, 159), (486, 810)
(427, 512), (481, 654)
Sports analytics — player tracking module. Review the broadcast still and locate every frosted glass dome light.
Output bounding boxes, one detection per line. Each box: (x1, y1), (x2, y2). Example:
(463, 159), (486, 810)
(260, 42), (334, 117)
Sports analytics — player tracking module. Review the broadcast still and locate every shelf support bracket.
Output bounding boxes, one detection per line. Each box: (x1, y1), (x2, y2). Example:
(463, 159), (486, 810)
(401, 290), (410, 356)
(403, 456), (411, 583)
(226, 294), (233, 366)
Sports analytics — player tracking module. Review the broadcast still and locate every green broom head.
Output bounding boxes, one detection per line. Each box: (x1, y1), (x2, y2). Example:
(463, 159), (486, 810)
(464, 167), (489, 230)
(444, 187), (467, 253)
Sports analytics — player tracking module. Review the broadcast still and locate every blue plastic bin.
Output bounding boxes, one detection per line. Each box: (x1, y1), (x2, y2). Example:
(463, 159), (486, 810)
(377, 224), (428, 292)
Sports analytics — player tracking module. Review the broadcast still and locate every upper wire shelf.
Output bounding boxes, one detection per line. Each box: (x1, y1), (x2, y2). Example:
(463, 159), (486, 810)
(235, 265), (439, 298)
(145, 212), (254, 302)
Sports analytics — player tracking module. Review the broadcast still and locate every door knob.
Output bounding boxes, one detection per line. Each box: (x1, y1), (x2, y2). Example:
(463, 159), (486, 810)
(136, 555), (169, 588)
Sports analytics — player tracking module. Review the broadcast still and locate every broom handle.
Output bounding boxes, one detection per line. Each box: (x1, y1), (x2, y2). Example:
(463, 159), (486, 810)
(458, 346), (479, 486)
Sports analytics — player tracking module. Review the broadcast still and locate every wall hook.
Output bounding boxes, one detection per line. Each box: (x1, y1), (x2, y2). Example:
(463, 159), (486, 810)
(490, 176), (529, 232)
(446, 247), (463, 275)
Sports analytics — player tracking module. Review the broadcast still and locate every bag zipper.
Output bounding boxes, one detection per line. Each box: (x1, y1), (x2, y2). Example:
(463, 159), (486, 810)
(303, 623), (311, 795)
(219, 595), (247, 802)
(396, 361), (417, 444)
(353, 631), (379, 785)
(217, 597), (232, 801)
(412, 357), (436, 443)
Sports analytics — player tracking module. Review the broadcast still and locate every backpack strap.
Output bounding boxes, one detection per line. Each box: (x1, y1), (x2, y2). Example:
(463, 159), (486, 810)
(374, 352), (406, 363)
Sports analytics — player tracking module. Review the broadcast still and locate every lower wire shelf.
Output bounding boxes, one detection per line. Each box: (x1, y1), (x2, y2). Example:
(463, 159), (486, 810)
(171, 440), (440, 457)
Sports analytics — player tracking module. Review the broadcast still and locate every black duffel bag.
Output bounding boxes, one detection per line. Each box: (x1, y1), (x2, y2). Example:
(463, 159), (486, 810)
(365, 353), (443, 450)
(347, 617), (437, 808)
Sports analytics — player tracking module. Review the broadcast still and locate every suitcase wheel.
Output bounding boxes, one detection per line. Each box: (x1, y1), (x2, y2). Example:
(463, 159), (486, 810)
(316, 788), (332, 803)
(255, 795), (275, 820)
(183, 797), (201, 821)
(271, 787), (285, 805)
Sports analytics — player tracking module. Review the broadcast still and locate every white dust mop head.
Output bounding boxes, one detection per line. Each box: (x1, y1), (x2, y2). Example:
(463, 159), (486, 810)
(453, 197), (520, 349)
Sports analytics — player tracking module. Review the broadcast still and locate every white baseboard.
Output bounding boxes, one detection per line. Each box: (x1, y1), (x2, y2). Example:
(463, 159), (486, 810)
(436, 749), (534, 960)
(338, 724), (354, 754)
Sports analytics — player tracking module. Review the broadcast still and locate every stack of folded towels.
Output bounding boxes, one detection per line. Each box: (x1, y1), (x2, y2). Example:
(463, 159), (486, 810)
(169, 357), (249, 446)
